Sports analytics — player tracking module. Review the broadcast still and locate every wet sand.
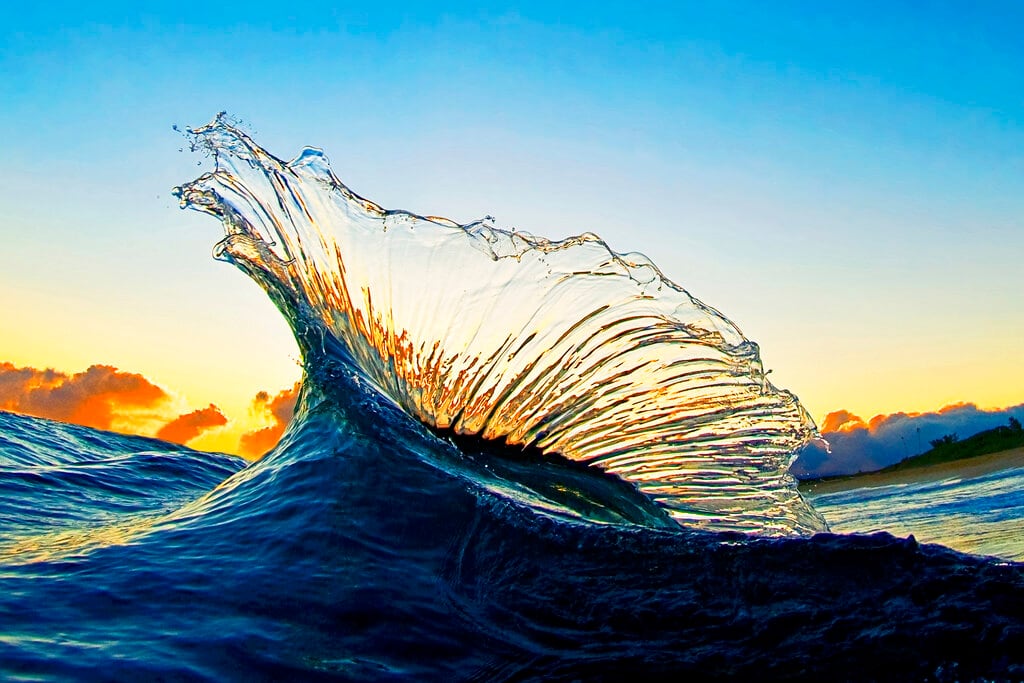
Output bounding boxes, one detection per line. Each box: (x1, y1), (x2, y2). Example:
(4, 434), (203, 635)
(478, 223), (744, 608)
(799, 446), (1024, 496)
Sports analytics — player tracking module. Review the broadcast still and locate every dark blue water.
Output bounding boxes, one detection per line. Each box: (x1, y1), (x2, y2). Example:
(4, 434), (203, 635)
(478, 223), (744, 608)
(3, 371), (1023, 681)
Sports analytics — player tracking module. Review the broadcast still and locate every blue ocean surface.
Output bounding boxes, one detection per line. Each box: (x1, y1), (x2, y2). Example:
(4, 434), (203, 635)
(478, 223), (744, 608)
(3, 399), (1024, 681)
(2, 116), (1022, 680)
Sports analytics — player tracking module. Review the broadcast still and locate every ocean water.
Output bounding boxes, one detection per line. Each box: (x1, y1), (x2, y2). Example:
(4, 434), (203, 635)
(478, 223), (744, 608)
(1, 116), (1022, 680)
(3, 403), (1024, 681)
(807, 465), (1024, 563)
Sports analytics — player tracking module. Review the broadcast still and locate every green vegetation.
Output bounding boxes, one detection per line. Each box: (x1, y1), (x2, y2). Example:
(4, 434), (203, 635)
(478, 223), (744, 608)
(878, 417), (1024, 474)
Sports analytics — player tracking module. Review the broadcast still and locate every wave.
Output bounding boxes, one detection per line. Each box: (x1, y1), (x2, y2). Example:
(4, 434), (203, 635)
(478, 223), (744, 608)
(2, 408), (1022, 681)
(173, 114), (825, 535)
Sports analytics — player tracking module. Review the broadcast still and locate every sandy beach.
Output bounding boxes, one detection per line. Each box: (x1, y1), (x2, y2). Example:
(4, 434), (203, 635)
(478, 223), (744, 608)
(799, 446), (1024, 496)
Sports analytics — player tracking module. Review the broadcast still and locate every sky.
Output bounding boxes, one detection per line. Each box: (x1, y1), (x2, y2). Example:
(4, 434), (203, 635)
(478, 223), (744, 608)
(2, 2), (1022, 456)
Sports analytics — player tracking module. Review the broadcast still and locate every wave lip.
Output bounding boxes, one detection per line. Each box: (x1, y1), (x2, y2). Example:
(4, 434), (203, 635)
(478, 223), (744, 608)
(174, 114), (826, 535)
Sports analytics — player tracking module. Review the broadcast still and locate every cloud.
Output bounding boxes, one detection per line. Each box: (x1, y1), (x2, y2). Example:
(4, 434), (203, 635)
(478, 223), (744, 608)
(238, 383), (300, 458)
(819, 409), (866, 433)
(0, 361), (305, 456)
(0, 362), (169, 432)
(156, 404), (228, 444)
(792, 402), (1024, 479)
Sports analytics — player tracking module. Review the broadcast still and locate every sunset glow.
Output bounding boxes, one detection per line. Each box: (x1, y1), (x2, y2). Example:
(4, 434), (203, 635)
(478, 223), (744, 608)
(1, 3), (1021, 460)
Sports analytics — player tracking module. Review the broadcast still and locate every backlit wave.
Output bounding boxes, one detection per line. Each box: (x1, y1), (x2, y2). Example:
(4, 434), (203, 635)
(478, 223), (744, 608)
(174, 114), (826, 535)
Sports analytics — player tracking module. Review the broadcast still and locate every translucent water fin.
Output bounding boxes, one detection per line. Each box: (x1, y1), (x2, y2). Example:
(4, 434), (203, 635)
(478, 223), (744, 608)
(174, 114), (827, 535)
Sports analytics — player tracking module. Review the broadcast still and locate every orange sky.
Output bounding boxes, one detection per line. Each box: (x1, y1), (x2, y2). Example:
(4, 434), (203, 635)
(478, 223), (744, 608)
(0, 361), (297, 458)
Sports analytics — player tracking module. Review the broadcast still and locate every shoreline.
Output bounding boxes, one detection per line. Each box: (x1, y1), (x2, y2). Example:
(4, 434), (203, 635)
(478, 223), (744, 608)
(798, 446), (1024, 496)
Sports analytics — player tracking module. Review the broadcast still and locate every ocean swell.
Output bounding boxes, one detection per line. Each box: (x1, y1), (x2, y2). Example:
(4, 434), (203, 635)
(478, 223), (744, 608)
(2, 406), (1022, 681)
(174, 114), (824, 535)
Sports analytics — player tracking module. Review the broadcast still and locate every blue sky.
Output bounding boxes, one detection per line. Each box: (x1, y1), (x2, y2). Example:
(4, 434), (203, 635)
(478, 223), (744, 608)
(2, 2), (1022, 439)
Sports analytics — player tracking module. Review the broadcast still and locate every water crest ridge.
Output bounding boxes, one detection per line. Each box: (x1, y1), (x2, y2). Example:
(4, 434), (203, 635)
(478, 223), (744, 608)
(174, 115), (825, 535)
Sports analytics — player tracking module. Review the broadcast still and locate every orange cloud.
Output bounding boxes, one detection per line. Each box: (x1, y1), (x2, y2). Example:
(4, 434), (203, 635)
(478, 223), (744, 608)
(0, 362), (169, 432)
(0, 361), (306, 457)
(156, 404), (228, 444)
(820, 410), (867, 433)
(238, 383), (300, 458)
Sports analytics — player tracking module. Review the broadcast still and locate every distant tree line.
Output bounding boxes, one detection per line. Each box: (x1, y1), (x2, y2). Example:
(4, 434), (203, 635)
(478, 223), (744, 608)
(883, 416), (1024, 474)
(930, 416), (1022, 450)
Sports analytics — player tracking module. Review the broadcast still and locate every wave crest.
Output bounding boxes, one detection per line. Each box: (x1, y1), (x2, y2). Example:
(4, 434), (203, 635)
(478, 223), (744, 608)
(174, 114), (826, 535)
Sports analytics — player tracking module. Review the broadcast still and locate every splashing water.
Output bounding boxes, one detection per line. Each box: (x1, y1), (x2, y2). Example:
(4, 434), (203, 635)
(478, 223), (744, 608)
(173, 114), (825, 535)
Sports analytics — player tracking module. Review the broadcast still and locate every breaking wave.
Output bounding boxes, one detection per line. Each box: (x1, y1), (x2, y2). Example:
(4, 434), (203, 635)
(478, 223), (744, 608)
(173, 114), (824, 535)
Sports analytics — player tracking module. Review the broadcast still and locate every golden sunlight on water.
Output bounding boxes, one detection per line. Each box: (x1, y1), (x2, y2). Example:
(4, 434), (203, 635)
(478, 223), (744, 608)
(173, 117), (826, 535)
